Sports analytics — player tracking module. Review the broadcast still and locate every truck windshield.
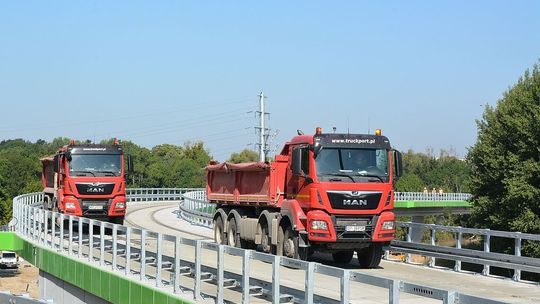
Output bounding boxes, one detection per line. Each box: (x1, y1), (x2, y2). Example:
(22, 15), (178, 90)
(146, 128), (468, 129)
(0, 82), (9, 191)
(69, 154), (122, 177)
(2, 252), (16, 258)
(315, 148), (389, 182)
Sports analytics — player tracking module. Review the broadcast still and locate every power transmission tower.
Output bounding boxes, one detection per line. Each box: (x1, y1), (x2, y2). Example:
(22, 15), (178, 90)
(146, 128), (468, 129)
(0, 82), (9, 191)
(254, 92), (270, 162)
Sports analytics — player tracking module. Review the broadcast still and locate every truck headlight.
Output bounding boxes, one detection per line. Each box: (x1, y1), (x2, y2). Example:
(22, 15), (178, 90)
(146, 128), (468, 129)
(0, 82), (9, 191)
(116, 202), (125, 209)
(311, 220), (328, 231)
(65, 202), (76, 210)
(381, 220), (395, 230)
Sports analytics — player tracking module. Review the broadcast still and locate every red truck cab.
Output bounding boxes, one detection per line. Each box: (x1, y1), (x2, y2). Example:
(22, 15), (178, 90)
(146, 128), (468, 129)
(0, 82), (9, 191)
(207, 128), (402, 268)
(41, 141), (133, 224)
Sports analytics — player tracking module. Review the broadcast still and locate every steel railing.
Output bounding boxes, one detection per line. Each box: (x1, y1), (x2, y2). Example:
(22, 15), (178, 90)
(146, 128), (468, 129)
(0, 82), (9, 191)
(393, 192), (472, 202)
(391, 222), (540, 282)
(180, 189), (537, 283)
(10, 190), (507, 304)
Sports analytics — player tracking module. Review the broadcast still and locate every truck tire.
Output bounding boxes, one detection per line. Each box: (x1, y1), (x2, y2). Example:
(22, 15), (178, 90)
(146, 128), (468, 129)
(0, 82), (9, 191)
(278, 225), (308, 260)
(227, 218), (242, 248)
(332, 250), (354, 264)
(214, 216), (226, 245)
(357, 243), (383, 268)
(260, 224), (273, 253)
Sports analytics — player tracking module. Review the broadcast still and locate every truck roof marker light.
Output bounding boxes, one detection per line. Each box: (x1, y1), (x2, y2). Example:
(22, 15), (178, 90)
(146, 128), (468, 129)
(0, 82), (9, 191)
(375, 129), (382, 136)
(315, 127), (322, 135)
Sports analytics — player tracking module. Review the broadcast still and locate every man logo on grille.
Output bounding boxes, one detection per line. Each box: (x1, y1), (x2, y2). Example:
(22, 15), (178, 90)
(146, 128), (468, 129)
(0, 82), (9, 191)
(343, 199), (367, 206)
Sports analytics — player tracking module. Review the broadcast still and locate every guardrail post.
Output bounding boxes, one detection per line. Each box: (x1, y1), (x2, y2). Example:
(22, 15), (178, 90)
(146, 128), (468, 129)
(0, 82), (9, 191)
(125, 227), (131, 276)
(389, 279), (400, 304)
(194, 240), (202, 300)
(100, 221), (105, 267)
(112, 224), (118, 271)
(513, 233), (521, 281)
(405, 225), (412, 263)
(217, 245), (224, 304)
(340, 269), (350, 304)
(272, 255), (280, 304)
(305, 262), (314, 304)
(140, 229), (146, 281)
(429, 225), (436, 267)
(454, 229), (461, 272)
(242, 249), (251, 304)
(482, 229), (490, 276)
(156, 233), (163, 287)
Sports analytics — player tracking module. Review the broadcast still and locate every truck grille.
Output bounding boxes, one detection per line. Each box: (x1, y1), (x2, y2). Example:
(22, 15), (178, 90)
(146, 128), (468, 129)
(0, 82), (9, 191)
(332, 215), (377, 240)
(75, 183), (115, 195)
(81, 199), (111, 216)
(326, 191), (381, 210)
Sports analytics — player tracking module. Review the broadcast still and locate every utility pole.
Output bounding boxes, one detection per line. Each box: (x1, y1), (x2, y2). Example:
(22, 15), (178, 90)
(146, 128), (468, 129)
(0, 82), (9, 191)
(255, 92), (269, 162)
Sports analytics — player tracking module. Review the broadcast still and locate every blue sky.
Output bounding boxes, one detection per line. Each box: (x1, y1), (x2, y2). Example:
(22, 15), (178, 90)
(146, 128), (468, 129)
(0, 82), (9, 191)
(1, 1), (539, 160)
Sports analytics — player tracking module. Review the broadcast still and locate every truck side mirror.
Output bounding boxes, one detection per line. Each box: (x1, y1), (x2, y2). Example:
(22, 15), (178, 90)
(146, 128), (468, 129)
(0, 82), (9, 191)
(292, 147), (302, 176)
(393, 150), (403, 178)
(53, 155), (59, 173)
(127, 155), (134, 174)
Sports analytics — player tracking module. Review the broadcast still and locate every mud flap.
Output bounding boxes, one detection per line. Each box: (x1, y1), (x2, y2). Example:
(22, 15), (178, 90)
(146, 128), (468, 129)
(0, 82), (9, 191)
(299, 230), (309, 248)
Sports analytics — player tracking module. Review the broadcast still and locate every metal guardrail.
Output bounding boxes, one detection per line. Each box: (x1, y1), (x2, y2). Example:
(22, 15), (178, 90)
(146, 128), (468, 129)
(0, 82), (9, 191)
(392, 222), (540, 282)
(394, 192), (472, 202)
(177, 190), (474, 229)
(126, 188), (200, 202)
(180, 190), (538, 283)
(10, 191), (507, 304)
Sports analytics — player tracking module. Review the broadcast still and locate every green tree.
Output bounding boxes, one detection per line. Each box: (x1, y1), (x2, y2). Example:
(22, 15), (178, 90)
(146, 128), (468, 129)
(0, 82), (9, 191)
(395, 173), (423, 192)
(228, 149), (259, 163)
(468, 61), (540, 256)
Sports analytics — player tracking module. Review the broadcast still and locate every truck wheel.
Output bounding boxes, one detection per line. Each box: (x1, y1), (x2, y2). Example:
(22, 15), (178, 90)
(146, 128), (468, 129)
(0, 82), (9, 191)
(279, 225), (307, 260)
(357, 243), (383, 268)
(214, 216), (226, 245)
(332, 251), (354, 264)
(261, 224), (272, 253)
(227, 218), (242, 248)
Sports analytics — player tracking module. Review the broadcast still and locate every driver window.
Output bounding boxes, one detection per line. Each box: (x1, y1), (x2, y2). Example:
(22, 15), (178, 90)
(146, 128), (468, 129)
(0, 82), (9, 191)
(301, 148), (309, 175)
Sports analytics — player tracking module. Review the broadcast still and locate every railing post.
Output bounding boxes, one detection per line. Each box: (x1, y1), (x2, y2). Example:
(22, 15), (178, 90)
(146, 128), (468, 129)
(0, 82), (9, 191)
(454, 229), (461, 272)
(112, 224), (118, 271)
(174, 236), (181, 294)
(88, 220), (94, 262)
(44, 211), (49, 247)
(194, 240), (202, 300)
(217, 245), (224, 304)
(125, 227), (131, 276)
(405, 225), (412, 263)
(156, 233), (163, 287)
(140, 229), (146, 281)
(305, 262), (314, 304)
(242, 249), (251, 304)
(340, 269), (350, 304)
(100, 221), (105, 267)
(272, 255), (280, 304)
(78, 218), (83, 259)
(513, 233), (522, 281)
(68, 216), (73, 255)
(59, 213), (64, 252)
(482, 229), (490, 276)
(389, 279), (400, 304)
(51, 212), (56, 249)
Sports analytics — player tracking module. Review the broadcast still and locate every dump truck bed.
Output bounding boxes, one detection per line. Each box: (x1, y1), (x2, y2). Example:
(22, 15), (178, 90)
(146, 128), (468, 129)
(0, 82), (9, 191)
(206, 160), (287, 207)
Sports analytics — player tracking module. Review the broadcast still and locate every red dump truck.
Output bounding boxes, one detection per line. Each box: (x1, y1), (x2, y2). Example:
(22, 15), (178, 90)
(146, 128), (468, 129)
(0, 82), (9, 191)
(41, 140), (133, 224)
(207, 128), (402, 267)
